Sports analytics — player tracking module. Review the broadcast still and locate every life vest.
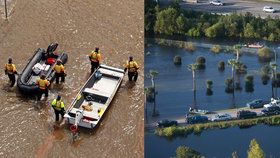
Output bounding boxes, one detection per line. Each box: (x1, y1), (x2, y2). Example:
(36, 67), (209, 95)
(127, 61), (138, 72)
(53, 64), (64, 73)
(36, 79), (50, 90)
(5, 64), (16, 74)
(51, 99), (65, 111)
(89, 51), (100, 62)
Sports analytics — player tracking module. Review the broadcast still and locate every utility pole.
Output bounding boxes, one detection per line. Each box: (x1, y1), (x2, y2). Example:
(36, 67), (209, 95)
(4, 0), (8, 20)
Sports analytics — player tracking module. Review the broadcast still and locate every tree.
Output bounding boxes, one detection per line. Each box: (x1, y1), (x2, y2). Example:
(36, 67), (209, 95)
(247, 139), (265, 158)
(174, 146), (201, 158)
(154, 7), (179, 35)
(245, 75), (254, 93)
(176, 15), (186, 35)
(205, 22), (224, 38)
(188, 63), (198, 108)
(144, 87), (149, 123)
(228, 59), (239, 97)
(147, 70), (159, 116)
(244, 23), (255, 38)
(258, 47), (272, 62)
(206, 80), (213, 96)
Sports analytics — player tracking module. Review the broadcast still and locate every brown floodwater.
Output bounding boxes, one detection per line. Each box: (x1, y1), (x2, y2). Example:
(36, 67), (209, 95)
(0, 0), (144, 157)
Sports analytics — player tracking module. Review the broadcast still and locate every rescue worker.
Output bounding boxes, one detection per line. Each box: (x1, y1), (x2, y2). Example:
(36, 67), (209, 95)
(124, 56), (139, 82)
(4, 58), (18, 87)
(51, 95), (65, 122)
(35, 74), (50, 100)
(88, 47), (101, 74)
(53, 59), (65, 84)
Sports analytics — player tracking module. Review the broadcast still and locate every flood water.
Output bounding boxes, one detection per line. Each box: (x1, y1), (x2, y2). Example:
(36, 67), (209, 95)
(145, 40), (280, 121)
(0, 0), (143, 157)
(144, 39), (280, 157)
(145, 125), (280, 158)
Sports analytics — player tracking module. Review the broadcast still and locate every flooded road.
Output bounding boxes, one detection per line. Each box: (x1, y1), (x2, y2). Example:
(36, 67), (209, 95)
(0, 0), (143, 157)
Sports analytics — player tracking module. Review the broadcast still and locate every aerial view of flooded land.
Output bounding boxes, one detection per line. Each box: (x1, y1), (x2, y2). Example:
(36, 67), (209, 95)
(145, 0), (280, 157)
(0, 0), (143, 157)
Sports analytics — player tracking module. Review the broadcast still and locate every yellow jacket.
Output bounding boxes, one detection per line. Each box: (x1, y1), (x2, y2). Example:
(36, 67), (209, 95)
(125, 60), (139, 72)
(4, 63), (17, 74)
(89, 51), (101, 63)
(36, 78), (50, 90)
(53, 64), (65, 73)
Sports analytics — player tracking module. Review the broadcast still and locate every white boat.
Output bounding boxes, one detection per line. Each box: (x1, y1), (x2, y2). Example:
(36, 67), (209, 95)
(64, 64), (124, 129)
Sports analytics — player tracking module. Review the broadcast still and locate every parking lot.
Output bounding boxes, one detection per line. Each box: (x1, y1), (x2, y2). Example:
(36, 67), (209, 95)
(161, 0), (280, 18)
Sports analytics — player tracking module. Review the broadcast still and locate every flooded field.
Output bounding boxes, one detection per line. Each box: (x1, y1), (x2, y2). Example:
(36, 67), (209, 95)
(0, 0), (143, 157)
(144, 40), (280, 157)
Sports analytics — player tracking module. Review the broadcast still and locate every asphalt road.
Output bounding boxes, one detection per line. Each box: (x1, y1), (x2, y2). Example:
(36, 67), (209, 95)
(145, 106), (264, 128)
(161, 0), (280, 18)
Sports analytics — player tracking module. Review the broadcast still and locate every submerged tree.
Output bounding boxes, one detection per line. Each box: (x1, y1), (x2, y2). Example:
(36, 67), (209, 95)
(188, 63), (198, 109)
(206, 80), (213, 96)
(260, 65), (271, 85)
(247, 139), (265, 158)
(228, 59), (239, 98)
(245, 75), (254, 93)
(218, 61), (225, 71)
(196, 56), (206, 70)
(147, 70), (159, 117)
(225, 77), (234, 94)
(174, 55), (182, 65)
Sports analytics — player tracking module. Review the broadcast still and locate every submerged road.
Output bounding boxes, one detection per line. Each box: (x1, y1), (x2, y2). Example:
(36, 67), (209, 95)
(145, 106), (265, 129)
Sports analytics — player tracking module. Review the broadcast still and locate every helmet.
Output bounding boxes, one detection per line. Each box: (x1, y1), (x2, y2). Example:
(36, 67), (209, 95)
(57, 59), (62, 63)
(8, 58), (12, 63)
(129, 56), (133, 60)
(57, 95), (61, 101)
(95, 47), (99, 52)
(40, 74), (46, 79)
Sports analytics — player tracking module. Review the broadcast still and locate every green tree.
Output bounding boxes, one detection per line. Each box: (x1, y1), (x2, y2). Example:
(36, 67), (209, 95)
(247, 139), (265, 158)
(244, 23), (255, 38)
(176, 15), (187, 34)
(154, 7), (179, 35)
(205, 22), (224, 38)
(174, 146), (201, 158)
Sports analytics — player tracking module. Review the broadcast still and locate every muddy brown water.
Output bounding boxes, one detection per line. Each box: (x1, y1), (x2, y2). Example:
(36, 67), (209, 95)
(0, 0), (144, 157)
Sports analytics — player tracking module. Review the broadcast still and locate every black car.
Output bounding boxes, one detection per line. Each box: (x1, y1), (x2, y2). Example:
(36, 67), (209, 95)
(186, 115), (208, 124)
(237, 110), (257, 119)
(261, 106), (280, 116)
(156, 119), (178, 128)
(246, 99), (267, 109)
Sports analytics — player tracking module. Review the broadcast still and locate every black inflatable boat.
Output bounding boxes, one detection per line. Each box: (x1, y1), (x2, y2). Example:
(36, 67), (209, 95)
(17, 43), (68, 95)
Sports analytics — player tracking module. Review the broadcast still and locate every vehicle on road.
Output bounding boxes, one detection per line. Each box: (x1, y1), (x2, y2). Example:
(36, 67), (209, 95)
(237, 110), (257, 119)
(264, 98), (280, 108)
(186, 115), (208, 124)
(211, 113), (232, 121)
(156, 119), (178, 128)
(209, 0), (223, 6)
(261, 106), (280, 116)
(246, 99), (266, 109)
(263, 6), (275, 13)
